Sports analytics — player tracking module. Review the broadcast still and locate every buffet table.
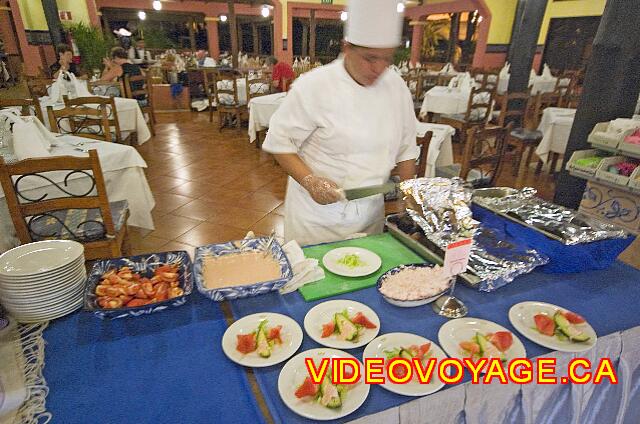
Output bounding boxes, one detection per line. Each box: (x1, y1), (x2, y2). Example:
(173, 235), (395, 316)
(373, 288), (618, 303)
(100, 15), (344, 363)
(40, 232), (640, 423)
(248, 92), (287, 143)
(0, 135), (155, 253)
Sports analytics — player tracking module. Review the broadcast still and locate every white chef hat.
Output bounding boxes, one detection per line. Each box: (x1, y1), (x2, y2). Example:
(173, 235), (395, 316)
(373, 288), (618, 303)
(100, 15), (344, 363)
(345, 0), (404, 49)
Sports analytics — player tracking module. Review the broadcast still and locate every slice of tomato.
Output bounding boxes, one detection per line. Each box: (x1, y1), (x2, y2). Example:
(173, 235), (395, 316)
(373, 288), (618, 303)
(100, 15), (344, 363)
(489, 331), (513, 352)
(534, 314), (555, 336)
(351, 312), (377, 329)
(459, 341), (480, 355)
(562, 311), (586, 324)
(268, 325), (283, 344)
(321, 321), (335, 338)
(236, 333), (257, 354)
(418, 343), (432, 357)
(294, 377), (319, 398)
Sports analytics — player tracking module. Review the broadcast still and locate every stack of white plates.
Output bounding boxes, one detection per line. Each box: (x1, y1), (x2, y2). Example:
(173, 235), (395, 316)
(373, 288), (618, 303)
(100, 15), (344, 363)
(0, 240), (86, 323)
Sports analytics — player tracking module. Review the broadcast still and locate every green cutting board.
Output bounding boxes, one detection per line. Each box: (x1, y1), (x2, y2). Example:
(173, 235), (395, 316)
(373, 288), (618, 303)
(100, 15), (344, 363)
(298, 233), (427, 302)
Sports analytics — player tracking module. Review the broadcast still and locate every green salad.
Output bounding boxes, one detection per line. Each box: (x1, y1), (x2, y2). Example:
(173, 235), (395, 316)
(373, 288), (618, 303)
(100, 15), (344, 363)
(337, 253), (366, 268)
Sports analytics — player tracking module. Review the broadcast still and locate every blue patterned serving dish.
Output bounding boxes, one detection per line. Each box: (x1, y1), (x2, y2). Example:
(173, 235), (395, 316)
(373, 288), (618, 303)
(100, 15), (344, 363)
(194, 237), (293, 301)
(377, 263), (450, 307)
(84, 251), (193, 319)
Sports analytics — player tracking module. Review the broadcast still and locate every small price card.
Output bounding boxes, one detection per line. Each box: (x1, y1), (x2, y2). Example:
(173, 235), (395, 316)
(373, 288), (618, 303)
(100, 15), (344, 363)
(443, 238), (472, 277)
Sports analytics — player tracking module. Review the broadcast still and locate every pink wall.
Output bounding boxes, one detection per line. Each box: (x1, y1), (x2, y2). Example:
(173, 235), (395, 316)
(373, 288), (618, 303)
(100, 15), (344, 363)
(8, 0), (43, 76)
(0, 9), (19, 55)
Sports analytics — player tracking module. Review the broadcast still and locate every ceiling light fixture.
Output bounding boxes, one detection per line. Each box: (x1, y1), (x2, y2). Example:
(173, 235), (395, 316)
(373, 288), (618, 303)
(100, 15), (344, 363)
(261, 5), (270, 18)
(138, 11), (146, 20)
(152, 1), (162, 11)
(220, 14), (228, 22)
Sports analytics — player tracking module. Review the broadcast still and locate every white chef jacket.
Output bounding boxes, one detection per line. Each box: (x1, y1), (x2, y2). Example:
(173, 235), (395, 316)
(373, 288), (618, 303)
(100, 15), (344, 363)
(262, 58), (418, 246)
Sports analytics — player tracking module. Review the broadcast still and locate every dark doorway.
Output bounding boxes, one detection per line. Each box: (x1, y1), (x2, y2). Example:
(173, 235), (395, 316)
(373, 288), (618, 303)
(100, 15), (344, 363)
(542, 16), (601, 72)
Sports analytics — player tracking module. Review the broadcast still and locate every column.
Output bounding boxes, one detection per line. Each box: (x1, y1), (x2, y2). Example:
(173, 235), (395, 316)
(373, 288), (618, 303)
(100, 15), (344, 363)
(41, 0), (63, 46)
(205, 18), (220, 59)
(301, 22), (308, 57)
(447, 13), (460, 63)
(252, 23), (259, 55)
(507, 0), (547, 95)
(188, 18), (196, 51)
(309, 9), (316, 62)
(85, 0), (101, 29)
(555, 0), (640, 208)
(410, 20), (424, 65)
(227, 0), (239, 68)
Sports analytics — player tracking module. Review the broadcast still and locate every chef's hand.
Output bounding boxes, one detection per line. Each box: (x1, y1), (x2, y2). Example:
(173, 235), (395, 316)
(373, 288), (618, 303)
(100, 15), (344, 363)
(301, 175), (345, 205)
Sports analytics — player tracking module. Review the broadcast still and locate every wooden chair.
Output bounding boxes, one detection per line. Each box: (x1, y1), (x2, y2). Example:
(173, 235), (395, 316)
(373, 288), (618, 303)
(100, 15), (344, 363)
(47, 104), (112, 142)
(438, 87), (495, 145)
(246, 75), (272, 102)
(27, 77), (53, 98)
(460, 124), (510, 188)
(494, 90), (545, 176)
(532, 90), (564, 127)
(403, 73), (423, 112)
(62, 96), (134, 144)
(472, 70), (500, 92)
(562, 92), (581, 109)
(416, 131), (433, 178)
(123, 73), (156, 136)
(87, 80), (124, 98)
(203, 69), (218, 123)
(0, 150), (129, 260)
(0, 97), (44, 124)
(214, 70), (247, 130)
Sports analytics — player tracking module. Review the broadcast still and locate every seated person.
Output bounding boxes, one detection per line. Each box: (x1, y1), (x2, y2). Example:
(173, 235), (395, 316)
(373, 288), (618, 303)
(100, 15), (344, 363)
(265, 56), (295, 92)
(97, 47), (146, 104)
(50, 44), (82, 79)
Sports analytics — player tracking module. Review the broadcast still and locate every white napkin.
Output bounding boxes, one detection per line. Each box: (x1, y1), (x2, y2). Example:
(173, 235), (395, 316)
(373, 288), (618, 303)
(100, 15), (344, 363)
(500, 62), (510, 78)
(279, 240), (325, 294)
(542, 64), (553, 79)
(202, 57), (217, 67)
(400, 63), (409, 74)
(440, 63), (453, 74)
(530, 69), (537, 81)
(1, 111), (54, 160)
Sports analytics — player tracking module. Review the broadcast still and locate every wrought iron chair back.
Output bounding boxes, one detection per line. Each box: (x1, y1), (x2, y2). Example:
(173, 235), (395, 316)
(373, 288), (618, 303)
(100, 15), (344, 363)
(215, 71), (242, 107)
(203, 69), (218, 122)
(461, 124), (510, 188)
(495, 89), (532, 128)
(46, 103), (112, 142)
(246, 75), (273, 101)
(532, 90), (564, 127)
(27, 77), (53, 98)
(62, 95), (129, 144)
(0, 150), (116, 244)
(0, 97), (44, 124)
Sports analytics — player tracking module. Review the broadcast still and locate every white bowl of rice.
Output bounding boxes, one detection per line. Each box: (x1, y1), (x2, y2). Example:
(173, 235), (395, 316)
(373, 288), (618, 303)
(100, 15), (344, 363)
(376, 263), (451, 307)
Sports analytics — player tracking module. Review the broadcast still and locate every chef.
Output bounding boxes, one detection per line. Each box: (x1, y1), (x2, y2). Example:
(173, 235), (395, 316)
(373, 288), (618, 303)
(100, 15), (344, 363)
(262, 0), (418, 246)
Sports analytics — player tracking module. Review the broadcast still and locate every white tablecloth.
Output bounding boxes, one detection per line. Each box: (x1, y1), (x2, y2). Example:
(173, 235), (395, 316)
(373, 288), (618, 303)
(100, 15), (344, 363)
(216, 78), (248, 106)
(534, 107), (576, 164)
(417, 122), (455, 177)
(497, 75), (567, 95)
(420, 86), (471, 116)
(248, 92), (286, 142)
(348, 326), (640, 424)
(39, 97), (152, 144)
(0, 135), (155, 253)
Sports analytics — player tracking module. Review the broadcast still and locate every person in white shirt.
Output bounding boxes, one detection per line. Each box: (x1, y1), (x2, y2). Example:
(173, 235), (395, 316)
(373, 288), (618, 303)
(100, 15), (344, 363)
(262, 0), (418, 246)
(128, 39), (149, 63)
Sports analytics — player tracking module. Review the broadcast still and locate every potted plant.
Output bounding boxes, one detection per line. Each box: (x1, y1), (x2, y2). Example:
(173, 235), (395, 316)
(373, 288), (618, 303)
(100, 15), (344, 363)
(65, 22), (115, 78)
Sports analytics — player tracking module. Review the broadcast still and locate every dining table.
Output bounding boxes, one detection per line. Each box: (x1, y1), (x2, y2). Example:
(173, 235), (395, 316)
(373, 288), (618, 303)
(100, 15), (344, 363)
(419, 86), (471, 117)
(534, 107), (577, 164)
(497, 75), (566, 96)
(0, 134), (155, 253)
(38, 96), (152, 145)
(248, 92), (287, 143)
(37, 229), (640, 423)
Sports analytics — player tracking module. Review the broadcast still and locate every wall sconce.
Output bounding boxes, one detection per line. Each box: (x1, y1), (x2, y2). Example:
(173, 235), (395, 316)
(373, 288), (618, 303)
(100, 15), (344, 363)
(340, 11), (348, 21)
(152, 0), (161, 11)
(220, 14), (228, 22)
(138, 11), (146, 20)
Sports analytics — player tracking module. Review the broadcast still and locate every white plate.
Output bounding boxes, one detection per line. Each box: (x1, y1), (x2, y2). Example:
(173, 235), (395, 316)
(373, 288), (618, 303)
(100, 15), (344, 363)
(222, 312), (303, 368)
(322, 247), (381, 277)
(0, 257), (84, 282)
(438, 317), (526, 366)
(3, 281), (85, 311)
(304, 300), (380, 349)
(508, 301), (596, 353)
(363, 333), (447, 397)
(278, 348), (369, 421)
(9, 297), (83, 323)
(1, 276), (85, 306)
(0, 240), (84, 277)
(0, 266), (86, 293)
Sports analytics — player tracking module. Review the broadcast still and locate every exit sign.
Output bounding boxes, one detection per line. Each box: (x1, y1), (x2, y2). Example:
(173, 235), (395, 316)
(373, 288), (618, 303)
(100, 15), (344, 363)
(321, 0), (333, 4)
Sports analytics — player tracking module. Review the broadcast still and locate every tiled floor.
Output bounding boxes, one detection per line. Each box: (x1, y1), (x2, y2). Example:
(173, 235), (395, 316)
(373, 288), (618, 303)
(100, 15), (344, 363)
(66, 110), (637, 269)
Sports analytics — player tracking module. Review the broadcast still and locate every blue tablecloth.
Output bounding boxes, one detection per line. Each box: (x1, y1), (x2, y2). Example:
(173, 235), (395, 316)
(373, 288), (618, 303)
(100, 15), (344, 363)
(229, 261), (640, 424)
(43, 295), (264, 424)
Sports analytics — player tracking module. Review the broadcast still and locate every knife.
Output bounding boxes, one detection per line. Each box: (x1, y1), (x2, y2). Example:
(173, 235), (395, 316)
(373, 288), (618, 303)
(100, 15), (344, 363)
(342, 182), (398, 200)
